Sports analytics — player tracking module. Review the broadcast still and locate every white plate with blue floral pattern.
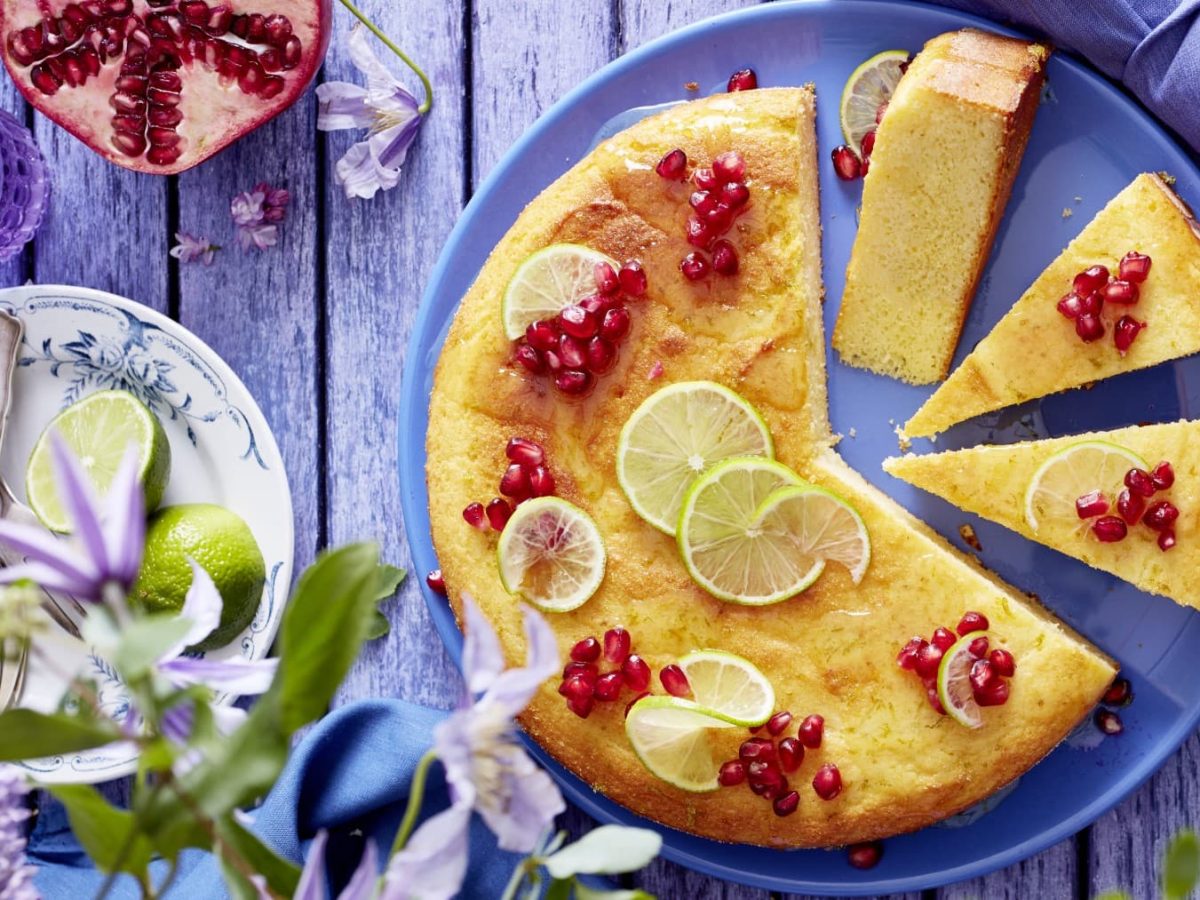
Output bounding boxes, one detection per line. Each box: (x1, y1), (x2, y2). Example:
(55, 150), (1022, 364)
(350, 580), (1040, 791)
(0, 284), (293, 784)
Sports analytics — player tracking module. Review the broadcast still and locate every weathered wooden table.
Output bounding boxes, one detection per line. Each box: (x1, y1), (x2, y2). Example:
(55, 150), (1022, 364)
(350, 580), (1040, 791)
(3, 0), (1194, 896)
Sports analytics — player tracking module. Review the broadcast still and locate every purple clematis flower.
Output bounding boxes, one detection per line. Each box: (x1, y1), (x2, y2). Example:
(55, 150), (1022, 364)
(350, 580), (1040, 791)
(316, 26), (424, 200)
(0, 432), (142, 605)
(288, 829), (379, 900)
(0, 766), (36, 899)
(169, 232), (219, 266)
(383, 596), (564, 898)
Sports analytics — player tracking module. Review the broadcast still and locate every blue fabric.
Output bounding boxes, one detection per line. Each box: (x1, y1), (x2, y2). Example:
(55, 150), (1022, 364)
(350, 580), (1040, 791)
(921, 0), (1200, 153)
(26, 700), (524, 898)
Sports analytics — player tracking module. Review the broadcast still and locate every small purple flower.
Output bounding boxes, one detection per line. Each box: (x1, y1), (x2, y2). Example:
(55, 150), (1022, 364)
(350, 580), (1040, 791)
(253, 182), (290, 223)
(169, 232), (219, 266)
(293, 830), (380, 900)
(0, 433), (143, 604)
(0, 766), (36, 899)
(230, 185), (287, 253)
(316, 26), (425, 200)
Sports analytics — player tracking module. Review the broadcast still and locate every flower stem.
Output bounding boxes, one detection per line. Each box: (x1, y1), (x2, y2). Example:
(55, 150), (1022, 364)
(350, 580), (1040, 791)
(389, 749), (437, 856)
(336, 0), (433, 115)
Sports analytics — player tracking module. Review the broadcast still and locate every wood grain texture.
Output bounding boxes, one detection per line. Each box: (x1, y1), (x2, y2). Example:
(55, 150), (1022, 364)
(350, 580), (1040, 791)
(938, 841), (1077, 900)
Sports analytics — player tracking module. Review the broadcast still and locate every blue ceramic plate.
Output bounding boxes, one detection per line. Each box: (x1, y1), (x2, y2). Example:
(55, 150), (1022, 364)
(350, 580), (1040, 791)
(398, 1), (1200, 893)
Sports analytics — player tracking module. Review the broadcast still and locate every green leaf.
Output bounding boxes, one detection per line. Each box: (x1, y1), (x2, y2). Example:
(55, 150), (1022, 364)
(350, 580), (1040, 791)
(216, 813), (301, 897)
(375, 564), (406, 601)
(46, 784), (152, 877)
(1164, 830), (1200, 900)
(0, 709), (119, 761)
(575, 884), (655, 900)
(543, 826), (663, 879)
(1094, 892), (1132, 900)
(219, 855), (261, 900)
(544, 877), (571, 900)
(113, 614), (193, 679)
(366, 610), (391, 640)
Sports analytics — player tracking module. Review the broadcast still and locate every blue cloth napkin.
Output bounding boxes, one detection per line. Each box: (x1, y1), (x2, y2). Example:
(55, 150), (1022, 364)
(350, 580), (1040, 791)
(923, 0), (1200, 154)
(27, 700), (524, 898)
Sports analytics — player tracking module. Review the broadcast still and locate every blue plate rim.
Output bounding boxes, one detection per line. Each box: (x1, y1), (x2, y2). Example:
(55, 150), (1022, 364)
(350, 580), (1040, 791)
(397, 0), (1200, 893)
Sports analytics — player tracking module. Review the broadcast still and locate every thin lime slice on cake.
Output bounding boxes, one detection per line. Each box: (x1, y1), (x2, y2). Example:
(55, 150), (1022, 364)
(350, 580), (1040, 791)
(624, 695), (739, 792)
(754, 483), (872, 584)
(675, 649), (775, 727)
(937, 632), (989, 729)
(497, 496), (605, 612)
(617, 382), (773, 536)
(26, 390), (171, 532)
(1024, 440), (1148, 532)
(501, 243), (618, 340)
(840, 49), (910, 154)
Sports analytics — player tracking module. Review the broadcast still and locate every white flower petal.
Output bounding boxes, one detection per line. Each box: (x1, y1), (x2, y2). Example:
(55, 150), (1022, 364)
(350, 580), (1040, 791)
(315, 81), (376, 131)
(293, 830), (329, 900)
(159, 559), (224, 662)
(382, 800), (471, 900)
(461, 593), (505, 695)
(160, 656), (278, 695)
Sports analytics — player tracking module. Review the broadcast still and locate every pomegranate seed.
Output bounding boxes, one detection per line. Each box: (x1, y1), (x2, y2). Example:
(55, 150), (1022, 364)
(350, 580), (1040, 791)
(712, 151), (746, 183)
(1092, 515), (1127, 542)
(660, 664), (691, 698)
(499, 463), (532, 501)
(514, 344), (543, 374)
(690, 189), (717, 216)
(655, 148), (687, 180)
(848, 841), (884, 870)
(896, 636), (925, 670)
(968, 636), (990, 658)
(604, 627), (631, 663)
(619, 261), (648, 297)
(931, 627), (957, 650)
(969, 659), (996, 693)
(425, 569), (447, 595)
(1159, 529), (1177, 551)
(1076, 490), (1109, 519)
(718, 759), (747, 786)
(680, 253), (710, 281)
(1103, 677), (1132, 706)
(692, 168), (719, 191)
(797, 714), (824, 749)
(1056, 292), (1085, 319)
(1079, 291), (1103, 316)
(559, 305), (599, 340)
(1102, 279), (1139, 305)
(528, 465), (555, 497)
(975, 678), (1010, 707)
(1095, 709), (1124, 735)
(621, 654), (651, 691)
(485, 498), (512, 530)
(594, 671), (623, 701)
(1143, 500), (1179, 531)
(624, 691), (650, 718)
(685, 216), (713, 249)
(600, 306), (630, 341)
(914, 642), (944, 678)
(1076, 313), (1104, 342)
(1125, 467), (1157, 498)
(989, 648), (1016, 677)
(831, 145), (861, 180)
(711, 239), (739, 276)
(925, 682), (947, 715)
(773, 790), (800, 817)
(764, 710), (792, 736)
(721, 181), (750, 208)
(1074, 265), (1110, 296)
(1119, 251), (1152, 283)
(739, 737), (777, 762)
(505, 437), (544, 469)
(956, 612), (989, 636)
(554, 369), (592, 395)
(1151, 461), (1175, 490)
(812, 763), (842, 800)
(726, 68), (757, 92)
(558, 333), (587, 369)
(567, 694), (594, 719)
(584, 337), (616, 374)
(594, 261), (620, 295)
(561, 661), (598, 686)
(560, 674), (594, 703)
(703, 204), (733, 233)
(462, 502), (486, 530)
(860, 130), (876, 157)
(570, 636), (601, 663)
(747, 761), (784, 797)
(526, 320), (559, 352)
(1117, 489), (1145, 525)
(777, 737), (804, 773)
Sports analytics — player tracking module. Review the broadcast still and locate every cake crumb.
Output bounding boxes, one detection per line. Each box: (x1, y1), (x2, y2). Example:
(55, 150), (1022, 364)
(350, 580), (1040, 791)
(1158, 171), (1177, 186)
(894, 425), (911, 452)
(684, 81), (699, 92)
(1074, 195), (1083, 203)
(1062, 207), (1073, 219)
(848, 427), (857, 438)
(959, 524), (983, 552)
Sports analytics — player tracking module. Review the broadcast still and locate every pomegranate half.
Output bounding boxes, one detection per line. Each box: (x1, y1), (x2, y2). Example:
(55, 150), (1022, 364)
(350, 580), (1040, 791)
(1, 0), (331, 174)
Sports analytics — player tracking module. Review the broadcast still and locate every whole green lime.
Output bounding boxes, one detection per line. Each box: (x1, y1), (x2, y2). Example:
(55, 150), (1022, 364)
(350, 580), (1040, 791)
(131, 504), (266, 652)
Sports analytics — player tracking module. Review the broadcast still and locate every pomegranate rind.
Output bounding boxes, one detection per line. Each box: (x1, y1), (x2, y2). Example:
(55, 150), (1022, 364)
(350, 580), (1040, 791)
(937, 631), (989, 729)
(1023, 440), (1148, 533)
(674, 649), (775, 727)
(496, 496), (605, 613)
(501, 243), (619, 341)
(624, 695), (738, 793)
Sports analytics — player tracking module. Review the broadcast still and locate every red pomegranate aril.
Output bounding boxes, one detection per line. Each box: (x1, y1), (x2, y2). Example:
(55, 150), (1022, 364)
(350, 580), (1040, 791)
(559, 305), (598, 340)
(505, 437), (544, 469)
(739, 737), (777, 763)
(1119, 250), (1152, 283)
(594, 671), (623, 701)
(914, 642), (944, 678)
(566, 693), (594, 719)
(712, 150), (745, 184)
(681, 253), (710, 281)
(656, 147), (687, 180)
(777, 736), (804, 772)
(766, 711), (793, 736)
(975, 678), (1010, 707)
(1076, 489), (1109, 519)
(1056, 292), (1084, 319)
(773, 790), (800, 817)
(1159, 529), (1177, 552)
(1116, 488), (1145, 526)
(554, 369), (592, 396)
(1143, 500), (1179, 531)
(604, 627), (631, 663)
(721, 181), (750, 209)
(926, 682), (946, 715)
(526, 320), (559, 352)
(969, 659), (996, 693)
(659, 664), (691, 698)
(560, 674), (594, 703)
(1095, 709), (1124, 735)
(797, 714), (824, 749)
(1125, 467), (1157, 498)
(718, 759), (747, 786)
(499, 463), (532, 501)
(462, 502), (486, 530)
(703, 203), (733, 233)
(1103, 677), (1132, 706)
(831, 145), (861, 180)
(989, 648), (1016, 677)
(848, 841), (883, 870)
(425, 569), (447, 595)
(30, 62), (61, 94)
(689, 189), (717, 216)
(580, 295), (607, 318)
(621, 654), (651, 691)
(1102, 279), (1139, 305)
(570, 636), (601, 663)
(685, 216), (713, 249)
(541, 348), (562, 372)
(896, 636), (925, 670)
(1079, 291), (1103, 316)
(263, 13), (291, 47)
(485, 498), (512, 530)
(529, 465), (556, 497)
(618, 260), (648, 297)
(600, 306), (630, 341)
(692, 167), (719, 191)
(592, 262), (620, 297)
(812, 763), (842, 800)
(1151, 460), (1175, 491)
(860, 129), (876, 158)
(1074, 265), (1110, 297)
(711, 239), (739, 276)
(727, 67), (757, 92)
(968, 635), (990, 659)
(1076, 313), (1105, 342)
(112, 131), (147, 156)
(1092, 515), (1128, 542)
(561, 661), (598, 687)
(931, 627), (957, 650)
(558, 333), (586, 369)
(585, 337), (616, 374)
(956, 611), (989, 636)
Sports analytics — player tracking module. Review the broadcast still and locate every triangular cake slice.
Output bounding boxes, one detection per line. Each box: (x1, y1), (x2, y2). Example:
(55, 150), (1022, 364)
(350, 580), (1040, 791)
(906, 174), (1200, 437)
(886, 420), (1200, 607)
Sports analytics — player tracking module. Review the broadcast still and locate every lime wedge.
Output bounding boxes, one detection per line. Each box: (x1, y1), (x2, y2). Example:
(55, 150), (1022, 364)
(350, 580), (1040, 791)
(755, 484), (872, 584)
(501, 243), (618, 340)
(624, 695), (737, 792)
(840, 49), (909, 154)
(617, 382), (773, 536)
(26, 389), (171, 533)
(497, 497), (605, 613)
(937, 632), (988, 729)
(676, 649), (775, 727)
(1023, 440), (1148, 533)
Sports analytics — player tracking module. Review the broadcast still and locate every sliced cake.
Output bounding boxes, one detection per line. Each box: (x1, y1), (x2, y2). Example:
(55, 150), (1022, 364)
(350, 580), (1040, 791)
(885, 420), (1200, 608)
(905, 174), (1200, 437)
(833, 29), (1049, 384)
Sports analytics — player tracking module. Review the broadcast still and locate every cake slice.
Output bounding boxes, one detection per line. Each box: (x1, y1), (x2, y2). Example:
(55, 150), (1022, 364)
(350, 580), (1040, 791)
(833, 29), (1049, 384)
(905, 174), (1200, 437)
(885, 420), (1200, 608)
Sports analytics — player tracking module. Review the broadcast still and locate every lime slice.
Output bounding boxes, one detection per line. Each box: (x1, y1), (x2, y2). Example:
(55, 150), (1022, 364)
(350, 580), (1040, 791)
(617, 382), (773, 536)
(624, 695), (737, 792)
(501, 243), (618, 340)
(840, 49), (910, 154)
(937, 632), (988, 729)
(26, 389), (171, 533)
(676, 457), (820, 604)
(1023, 440), (1148, 533)
(497, 496), (605, 612)
(676, 649), (775, 727)
(754, 484), (872, 584)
